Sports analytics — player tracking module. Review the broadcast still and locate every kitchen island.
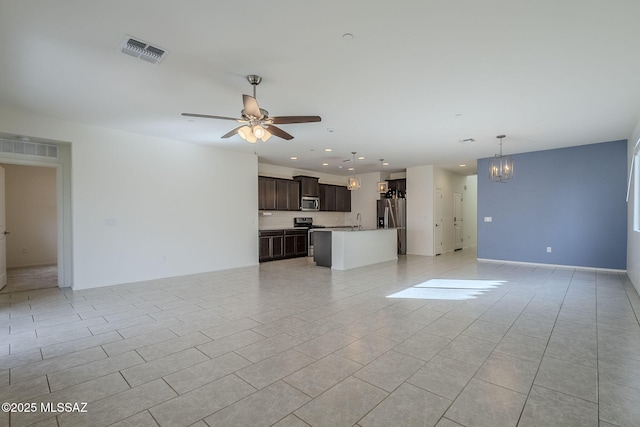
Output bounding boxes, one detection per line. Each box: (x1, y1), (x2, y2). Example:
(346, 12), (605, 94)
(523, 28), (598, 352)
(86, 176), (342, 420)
(313, 228), (398, 270)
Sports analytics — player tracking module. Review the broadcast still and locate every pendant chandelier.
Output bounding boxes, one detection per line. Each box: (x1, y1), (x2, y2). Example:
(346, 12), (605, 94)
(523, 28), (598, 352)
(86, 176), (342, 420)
(489, 135), (514, 183)
(377, 159), (388, 193)
(347, 151), (361, 190)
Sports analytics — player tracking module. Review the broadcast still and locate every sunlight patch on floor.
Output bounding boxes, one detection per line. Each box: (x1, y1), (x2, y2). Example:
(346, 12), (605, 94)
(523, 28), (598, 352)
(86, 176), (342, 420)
(386, 278), (506, 300)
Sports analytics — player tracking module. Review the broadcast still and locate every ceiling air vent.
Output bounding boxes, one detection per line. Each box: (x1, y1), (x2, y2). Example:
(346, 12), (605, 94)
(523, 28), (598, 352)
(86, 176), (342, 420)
(119, 35), (168, 64)
(0, 138), (58, 159)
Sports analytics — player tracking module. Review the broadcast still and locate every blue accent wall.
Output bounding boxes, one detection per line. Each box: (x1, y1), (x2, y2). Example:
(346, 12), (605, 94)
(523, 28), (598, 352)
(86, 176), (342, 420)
(477, 140), (627, 269)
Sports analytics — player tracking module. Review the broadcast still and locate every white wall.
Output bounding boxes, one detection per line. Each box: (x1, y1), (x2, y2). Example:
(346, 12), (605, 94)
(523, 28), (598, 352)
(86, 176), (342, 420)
(407, 165), (435, 256)
(3, 164), (57, 268)
(1, 107), (258, 289)
(350, 172), (383, 229)
(258, 163), (348, 185)
(628, 121), (640, 291)
(463, 175), (478, 248)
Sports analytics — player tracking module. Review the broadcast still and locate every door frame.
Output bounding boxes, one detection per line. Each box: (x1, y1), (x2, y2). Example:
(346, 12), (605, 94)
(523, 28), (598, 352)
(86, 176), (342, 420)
(0, 155), (71, 288)
(453, 192), (463, 251)
(434, 188), (443, 255)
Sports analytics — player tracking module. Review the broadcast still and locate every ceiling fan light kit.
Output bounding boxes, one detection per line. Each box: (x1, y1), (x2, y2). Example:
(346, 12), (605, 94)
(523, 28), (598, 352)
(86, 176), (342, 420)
(238, 126), (257, 143)
(182, 75), (321, 142)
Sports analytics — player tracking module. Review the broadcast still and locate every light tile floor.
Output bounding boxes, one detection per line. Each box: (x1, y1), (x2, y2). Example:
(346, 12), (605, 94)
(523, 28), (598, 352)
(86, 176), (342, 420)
(1, 249), (639, 426)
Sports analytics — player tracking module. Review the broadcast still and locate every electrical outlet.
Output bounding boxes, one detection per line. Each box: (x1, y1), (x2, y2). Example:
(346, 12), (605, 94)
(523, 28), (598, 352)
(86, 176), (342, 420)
(547, 247), (552, 253)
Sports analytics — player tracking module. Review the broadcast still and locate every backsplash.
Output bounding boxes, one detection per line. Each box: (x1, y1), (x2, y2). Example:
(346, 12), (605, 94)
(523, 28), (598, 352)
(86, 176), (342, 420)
(259, 210), (356, 229)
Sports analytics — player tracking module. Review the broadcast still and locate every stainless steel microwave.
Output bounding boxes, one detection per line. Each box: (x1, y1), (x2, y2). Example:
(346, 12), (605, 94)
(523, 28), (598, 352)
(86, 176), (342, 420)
(300, 196), (320, 211)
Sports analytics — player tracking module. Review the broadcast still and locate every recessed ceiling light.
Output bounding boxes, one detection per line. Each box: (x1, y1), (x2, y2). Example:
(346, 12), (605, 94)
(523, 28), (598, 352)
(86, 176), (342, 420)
(338, 166), (343, 169)
(324, 148), (332, 152)
(327, 128), (335, 133)
(290, 156), (297, 160)
(383, 162), (389, 166)
(348, 167), (354, 171)
(358, 156), (365, 160)
(322, 163), (329, 166)
(342, 33), (354, 41)
(459, 164), (467, 167)
(459, 138), (475, 144)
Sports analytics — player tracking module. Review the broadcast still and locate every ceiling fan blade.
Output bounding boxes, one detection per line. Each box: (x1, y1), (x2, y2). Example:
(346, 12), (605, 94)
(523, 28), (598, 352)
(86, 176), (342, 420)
(271, 116), (322, 124)
(265, 125), (294, 140)
(242, 95), (263, 118)
(182, 113), (241, 121)
(221, 126), (244, 139)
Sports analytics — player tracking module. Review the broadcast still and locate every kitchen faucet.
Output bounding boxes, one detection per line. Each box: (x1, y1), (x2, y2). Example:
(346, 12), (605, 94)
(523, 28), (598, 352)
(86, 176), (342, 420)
(356, 212), (361, 230)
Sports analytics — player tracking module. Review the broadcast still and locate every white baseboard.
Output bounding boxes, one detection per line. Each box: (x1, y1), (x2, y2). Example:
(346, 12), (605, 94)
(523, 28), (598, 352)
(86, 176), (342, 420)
(476, 258), (627, 273)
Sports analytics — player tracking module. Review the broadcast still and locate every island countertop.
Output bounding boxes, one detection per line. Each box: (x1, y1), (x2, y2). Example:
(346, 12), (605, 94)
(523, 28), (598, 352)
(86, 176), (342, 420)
(313, 228), (398, 270)
(315, 227), (400, 232)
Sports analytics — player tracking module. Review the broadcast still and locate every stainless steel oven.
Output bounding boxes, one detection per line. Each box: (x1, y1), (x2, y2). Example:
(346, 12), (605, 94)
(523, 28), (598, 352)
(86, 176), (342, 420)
(294, 217), (323, 256)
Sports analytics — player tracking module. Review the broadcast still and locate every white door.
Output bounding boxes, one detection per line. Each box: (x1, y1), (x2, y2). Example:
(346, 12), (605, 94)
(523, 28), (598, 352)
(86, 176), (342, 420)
(434, 188), (443, 255)
(454, 192), (463, 251)
(0, 167), (6, 290)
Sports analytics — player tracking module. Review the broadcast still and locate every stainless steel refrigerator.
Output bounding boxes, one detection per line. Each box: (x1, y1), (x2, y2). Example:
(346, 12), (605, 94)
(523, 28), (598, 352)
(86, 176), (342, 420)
(377, 198), (407, 254)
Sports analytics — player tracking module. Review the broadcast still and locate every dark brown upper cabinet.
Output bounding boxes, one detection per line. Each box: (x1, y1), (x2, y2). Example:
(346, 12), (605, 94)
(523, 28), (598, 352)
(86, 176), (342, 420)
(276, 179), (300, 211)
(258, 176), (277, 210)
(319, 183), (351, 212)
(293, 176), (320, 197)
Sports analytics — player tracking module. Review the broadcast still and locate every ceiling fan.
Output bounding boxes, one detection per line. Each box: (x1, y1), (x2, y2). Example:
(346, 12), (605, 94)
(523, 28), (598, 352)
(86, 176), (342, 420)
(182, 75), (321, 143)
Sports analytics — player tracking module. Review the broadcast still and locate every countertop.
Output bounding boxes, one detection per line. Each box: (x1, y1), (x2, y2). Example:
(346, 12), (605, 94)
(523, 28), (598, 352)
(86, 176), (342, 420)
(314, 227), (398, 232)
(259, 227), (302, 231)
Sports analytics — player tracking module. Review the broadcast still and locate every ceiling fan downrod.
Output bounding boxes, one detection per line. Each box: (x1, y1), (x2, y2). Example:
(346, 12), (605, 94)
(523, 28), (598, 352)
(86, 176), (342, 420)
(247, 74), (262, 98)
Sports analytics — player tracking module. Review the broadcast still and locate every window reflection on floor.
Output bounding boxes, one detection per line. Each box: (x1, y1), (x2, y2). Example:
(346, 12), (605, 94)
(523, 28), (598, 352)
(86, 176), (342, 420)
(386, 279), (506, 300)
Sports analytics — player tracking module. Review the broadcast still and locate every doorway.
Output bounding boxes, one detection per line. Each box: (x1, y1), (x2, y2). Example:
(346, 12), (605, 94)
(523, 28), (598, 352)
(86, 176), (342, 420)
(0, 163), (58, 293)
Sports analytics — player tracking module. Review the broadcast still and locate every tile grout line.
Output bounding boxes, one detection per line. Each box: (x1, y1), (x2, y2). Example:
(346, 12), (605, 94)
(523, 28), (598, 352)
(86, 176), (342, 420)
(512, 266), (573, 427)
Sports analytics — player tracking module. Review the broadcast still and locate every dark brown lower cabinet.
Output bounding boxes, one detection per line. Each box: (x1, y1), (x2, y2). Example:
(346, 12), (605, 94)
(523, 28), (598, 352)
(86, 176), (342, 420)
(259, 230), (284, 262)
(284, 229), (308, 257)
(260, 229), (307, 262)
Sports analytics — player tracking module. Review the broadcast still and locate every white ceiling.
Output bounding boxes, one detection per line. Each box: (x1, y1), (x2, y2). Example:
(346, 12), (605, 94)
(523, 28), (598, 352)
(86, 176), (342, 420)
(2, 1), (640, 176)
